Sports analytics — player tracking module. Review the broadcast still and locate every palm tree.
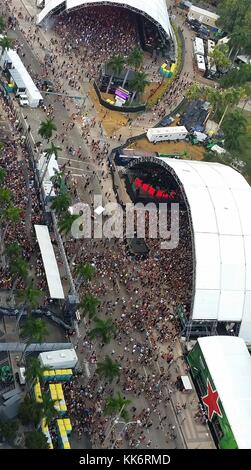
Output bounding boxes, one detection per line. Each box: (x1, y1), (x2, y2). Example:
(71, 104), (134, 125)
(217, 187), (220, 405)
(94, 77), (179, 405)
(5, 242), (21, 260)
(18, 395), (42, 427)
(129, 71), (150, 104)
(106, 54), (125, 93)
(0, 187), (12, 207)
(75, 262), (96, 290)
(122, 48), (144, 88)
(50, 170), (66, 193)
(51, 192), (71, 215)
(25, 430), (49, 449)
(19, 315), (48, 363)
(79, 294), (101, 320)
(0, 16), (5, 34)
(222, 110), (247, 151)
(0, 36), (13, 56)
(40, 392), (58, 426)
(96, 355), (121, 383)
(9, 257), (29, 296)
(104, 392), (131, 421)
(0, 166), (6, 184)
(16, 281), (43, 327)
(39, 142), (62, 187)
(2, 205), (21, 242)
(58, 212), (79, 236)
(89, 318), (116, 344)
(25, 357), (48, 390)
(38, 119), (57, 142)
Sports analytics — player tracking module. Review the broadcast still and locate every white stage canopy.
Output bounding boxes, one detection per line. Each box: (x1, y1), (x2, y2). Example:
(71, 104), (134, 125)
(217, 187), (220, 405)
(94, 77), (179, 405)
(34, 225), (65, 299)
(37, 0), (173, 39)
(198, 336), (251, 449)
(145, 157), (251, 338)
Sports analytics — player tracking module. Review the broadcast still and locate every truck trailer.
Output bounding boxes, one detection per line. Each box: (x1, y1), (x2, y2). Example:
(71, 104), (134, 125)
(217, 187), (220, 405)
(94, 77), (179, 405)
(147, 126), (188, 143)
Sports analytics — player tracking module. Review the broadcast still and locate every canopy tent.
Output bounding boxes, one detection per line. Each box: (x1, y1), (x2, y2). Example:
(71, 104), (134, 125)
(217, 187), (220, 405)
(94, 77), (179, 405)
(36, 0), (173, 40)
(34, 225), (65, 299)
(198, 336), (251, 449)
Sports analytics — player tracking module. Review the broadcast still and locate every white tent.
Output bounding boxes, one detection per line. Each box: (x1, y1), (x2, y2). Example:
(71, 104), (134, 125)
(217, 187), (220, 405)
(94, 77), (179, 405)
(34, 225), (65, 299)
(36, 0), (173, 39)
(137, 157), (251, 341)
(198, 336), (251, 449)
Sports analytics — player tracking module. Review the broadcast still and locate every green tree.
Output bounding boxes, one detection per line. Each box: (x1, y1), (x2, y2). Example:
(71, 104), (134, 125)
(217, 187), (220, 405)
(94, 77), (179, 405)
(209, 44), (231, 70)
(18, 395), (42, 426)
(0, 419), (19, 443)
(51, 192), (71, 215)
(25, 430), (49, 449)
(40, 392), (58, 426)
(0, 187), (12, 208)
(186, 83), (203, 102)
(0, 166), (6, 184)
(50, 170), (67, 193)
(5, 242), (21, 260)
(89, 318), (116, 344)
(0, 36), (13, 56)
(96, 355), (121, 383)
(80, 293), (101, 320)
(75, 262), (96, 290)
(39, 142), (62, 187)
(222, 110), (248, 151)
(0, 16), (5, 34)
(19, 315), (48, 362)
(106, 55), (125, 93)
(2, 205), (21, 242)
(58, 212), (79, 236)
(38, 118), (57, 142)
(104, 392), (131, 421)
(9, 257), (29, 295)
(17, 281), (42, 314)
(122, 48), (144, 87)
(129, 71), (150, 103)
(25, 357), (48, 389)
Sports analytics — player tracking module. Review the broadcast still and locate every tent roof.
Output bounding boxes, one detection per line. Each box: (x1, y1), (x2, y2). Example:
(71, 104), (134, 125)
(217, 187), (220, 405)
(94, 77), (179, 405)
(34, 225), (65, 299)
(198, 336), (251, 449)
(152, 157), (251, 325)
(37, 0), (173, 39)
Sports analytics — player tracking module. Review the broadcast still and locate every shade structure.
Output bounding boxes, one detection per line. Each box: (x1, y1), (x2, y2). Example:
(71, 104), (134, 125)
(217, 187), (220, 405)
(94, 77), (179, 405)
(34, 224), (65, 299)
(198, 336), (251, 449)
(37, 0), (173, 40)
(129, 156), (251, 340)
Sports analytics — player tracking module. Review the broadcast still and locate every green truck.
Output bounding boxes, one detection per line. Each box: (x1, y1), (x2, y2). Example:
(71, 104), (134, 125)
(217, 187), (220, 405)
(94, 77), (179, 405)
(187, 336), (251, 449)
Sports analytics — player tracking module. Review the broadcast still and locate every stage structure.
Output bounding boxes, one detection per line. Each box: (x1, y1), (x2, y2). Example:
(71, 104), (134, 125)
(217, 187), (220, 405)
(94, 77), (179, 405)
(36, 0), (174, 42)
(126, 156), (251, 343)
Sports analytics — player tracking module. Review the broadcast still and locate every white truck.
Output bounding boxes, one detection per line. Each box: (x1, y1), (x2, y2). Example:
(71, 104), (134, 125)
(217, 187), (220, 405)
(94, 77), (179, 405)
(38, 349), (78, 369)
(147, 126), (188, 143)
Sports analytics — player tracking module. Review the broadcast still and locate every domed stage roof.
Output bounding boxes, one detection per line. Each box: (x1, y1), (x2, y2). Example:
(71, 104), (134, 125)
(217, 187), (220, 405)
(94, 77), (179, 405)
(36, 0), (173, 39)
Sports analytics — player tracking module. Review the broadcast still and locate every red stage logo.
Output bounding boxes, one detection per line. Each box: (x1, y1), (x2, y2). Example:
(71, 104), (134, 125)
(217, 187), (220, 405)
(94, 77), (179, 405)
(202, 379), (222, 421)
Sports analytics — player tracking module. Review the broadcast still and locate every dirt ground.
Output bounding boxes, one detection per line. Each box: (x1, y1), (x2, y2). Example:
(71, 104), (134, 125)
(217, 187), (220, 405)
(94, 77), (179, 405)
(128, 137), (206, 160)
(89, 87), (129, 135)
